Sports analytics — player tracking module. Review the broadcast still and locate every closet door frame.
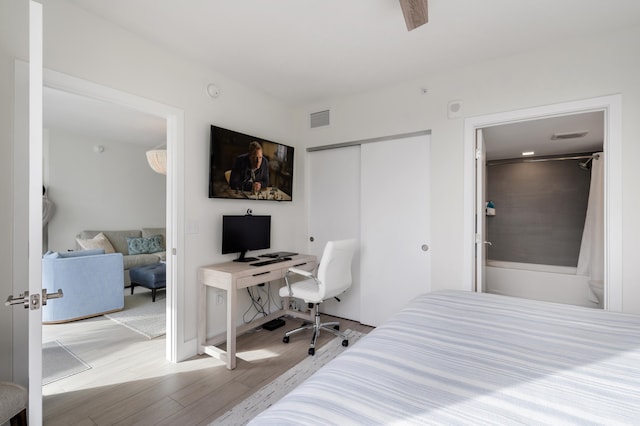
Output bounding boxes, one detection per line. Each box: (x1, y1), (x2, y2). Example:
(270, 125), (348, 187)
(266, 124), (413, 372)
(307, 130), (431, 325)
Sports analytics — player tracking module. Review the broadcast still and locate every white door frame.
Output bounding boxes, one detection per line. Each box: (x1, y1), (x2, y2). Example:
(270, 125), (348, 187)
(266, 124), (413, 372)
(463, 95), (622, 311)
(475, 128), (486, 293)
(28, 3), (44, 423)
(40, 68), (185, 362)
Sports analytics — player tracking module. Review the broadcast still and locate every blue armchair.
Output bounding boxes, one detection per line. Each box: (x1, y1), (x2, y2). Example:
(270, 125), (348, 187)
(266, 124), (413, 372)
(42, 249), (124, 323)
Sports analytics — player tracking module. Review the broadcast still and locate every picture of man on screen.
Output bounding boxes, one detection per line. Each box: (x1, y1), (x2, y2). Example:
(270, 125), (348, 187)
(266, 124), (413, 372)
(229, 141), (270, 193)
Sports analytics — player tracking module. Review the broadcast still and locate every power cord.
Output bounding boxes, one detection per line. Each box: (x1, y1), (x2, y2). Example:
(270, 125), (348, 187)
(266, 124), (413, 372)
(242, 283), (283, 324)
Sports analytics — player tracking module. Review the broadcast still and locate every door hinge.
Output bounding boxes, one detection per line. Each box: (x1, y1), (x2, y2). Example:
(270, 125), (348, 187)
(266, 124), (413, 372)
(475, 233), (481, 244)
(475, 149), (482, 160)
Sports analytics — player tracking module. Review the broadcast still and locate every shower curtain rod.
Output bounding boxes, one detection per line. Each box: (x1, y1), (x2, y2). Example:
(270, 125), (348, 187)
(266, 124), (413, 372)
(487, 153), (599, 166)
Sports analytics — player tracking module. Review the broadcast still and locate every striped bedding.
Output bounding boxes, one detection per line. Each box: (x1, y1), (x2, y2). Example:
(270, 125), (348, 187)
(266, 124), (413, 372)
(249, 290), (640, 425)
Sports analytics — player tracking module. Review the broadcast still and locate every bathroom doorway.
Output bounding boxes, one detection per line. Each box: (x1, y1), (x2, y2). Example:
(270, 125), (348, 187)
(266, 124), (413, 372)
(463, 95), (623, 311)
(480, 112), (603, 308)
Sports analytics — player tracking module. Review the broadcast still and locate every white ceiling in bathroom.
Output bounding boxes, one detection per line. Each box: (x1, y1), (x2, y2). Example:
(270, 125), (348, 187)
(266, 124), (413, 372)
(482, 111), (604, 161)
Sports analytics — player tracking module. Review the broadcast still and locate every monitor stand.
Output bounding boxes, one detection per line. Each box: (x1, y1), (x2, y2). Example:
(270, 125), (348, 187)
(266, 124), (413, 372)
(234, 251), (258, 263)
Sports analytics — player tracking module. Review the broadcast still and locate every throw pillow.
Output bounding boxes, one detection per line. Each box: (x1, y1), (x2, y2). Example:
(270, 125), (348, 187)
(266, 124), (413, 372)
(75, 232), (116, 254)
(126, 235), (164, 255)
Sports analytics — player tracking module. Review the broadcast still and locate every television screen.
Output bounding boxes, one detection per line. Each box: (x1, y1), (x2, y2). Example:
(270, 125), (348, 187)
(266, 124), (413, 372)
(209, 125), (294, 201)
(222, 215), (271, 262)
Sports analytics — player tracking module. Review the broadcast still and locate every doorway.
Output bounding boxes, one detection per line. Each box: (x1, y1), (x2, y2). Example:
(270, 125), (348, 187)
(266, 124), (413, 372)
(41, 86), (170, 392)
(480, 112), (603, 307)
(40, 68), (184, 362)
(13, 60), (185, 421)
(463, 95), (622, 311)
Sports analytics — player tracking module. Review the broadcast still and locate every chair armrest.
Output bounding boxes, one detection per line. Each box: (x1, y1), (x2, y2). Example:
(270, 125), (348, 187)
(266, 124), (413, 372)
(283, 267), (318, 298)
(287, 267), (314, 278)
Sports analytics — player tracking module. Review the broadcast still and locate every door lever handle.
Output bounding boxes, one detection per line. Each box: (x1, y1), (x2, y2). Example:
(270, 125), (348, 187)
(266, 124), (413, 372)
(42, 288), (63, 305)
(5, 289), (64, 309)
(5, 292), (30, 308)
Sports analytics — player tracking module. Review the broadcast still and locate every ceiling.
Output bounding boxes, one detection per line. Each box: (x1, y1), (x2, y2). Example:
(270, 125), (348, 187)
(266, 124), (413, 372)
(44, 87), (166, 147)
(483, 111), (604, 161)
(67, 0), (640, 105)
(47, 0), (639, 148)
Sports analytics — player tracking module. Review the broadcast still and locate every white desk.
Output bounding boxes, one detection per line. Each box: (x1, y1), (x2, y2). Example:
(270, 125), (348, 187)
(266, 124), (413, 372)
(197, 254), (317, 369)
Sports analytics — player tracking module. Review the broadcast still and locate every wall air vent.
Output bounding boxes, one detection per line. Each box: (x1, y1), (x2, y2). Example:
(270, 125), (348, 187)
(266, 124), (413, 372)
(310, 110), (330, 128)
(551, 131), (589, 140)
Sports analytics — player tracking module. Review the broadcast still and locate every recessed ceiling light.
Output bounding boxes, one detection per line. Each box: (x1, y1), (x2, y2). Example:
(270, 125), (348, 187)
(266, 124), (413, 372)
(522, 151), (535, 156)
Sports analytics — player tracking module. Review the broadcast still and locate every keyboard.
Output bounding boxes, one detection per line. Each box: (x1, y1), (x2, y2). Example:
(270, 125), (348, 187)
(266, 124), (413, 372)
(250, 257), (292, 267)
(260, 251), (298, 258)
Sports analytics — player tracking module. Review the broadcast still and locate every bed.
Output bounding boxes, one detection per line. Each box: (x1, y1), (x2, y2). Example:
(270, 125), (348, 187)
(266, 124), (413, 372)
(249, 290), (640, 425)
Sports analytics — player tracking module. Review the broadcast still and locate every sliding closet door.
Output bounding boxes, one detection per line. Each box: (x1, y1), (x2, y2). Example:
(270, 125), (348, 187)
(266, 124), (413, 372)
(307, 146), (361, 320)
(360, 134), (431, 326)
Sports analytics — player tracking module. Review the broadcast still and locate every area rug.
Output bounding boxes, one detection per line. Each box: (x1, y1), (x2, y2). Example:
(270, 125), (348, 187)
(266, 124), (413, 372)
(42, 340), (91, 386)
(105, 292), (166, 339)
(212, 329), (364, 425)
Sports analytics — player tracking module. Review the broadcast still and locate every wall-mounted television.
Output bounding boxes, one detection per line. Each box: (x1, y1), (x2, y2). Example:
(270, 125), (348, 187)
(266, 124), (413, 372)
(222, 214), (271, 262)
(209, 125), (294, 201)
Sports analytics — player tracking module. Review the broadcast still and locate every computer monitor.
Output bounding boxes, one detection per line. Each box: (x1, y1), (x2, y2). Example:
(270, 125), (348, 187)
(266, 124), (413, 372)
(221, 215), (271, 262)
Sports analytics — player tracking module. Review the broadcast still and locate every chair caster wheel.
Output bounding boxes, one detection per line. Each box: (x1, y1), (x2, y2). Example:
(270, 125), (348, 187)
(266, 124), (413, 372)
(342, 340), (349, 347)
(283, 336), (289, 344)
(308, 347), (315, 356)
(333, 325), (340, 330)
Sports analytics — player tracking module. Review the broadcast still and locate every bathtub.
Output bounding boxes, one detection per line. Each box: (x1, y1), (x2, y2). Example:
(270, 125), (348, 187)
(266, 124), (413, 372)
(485, 260), (599, 308)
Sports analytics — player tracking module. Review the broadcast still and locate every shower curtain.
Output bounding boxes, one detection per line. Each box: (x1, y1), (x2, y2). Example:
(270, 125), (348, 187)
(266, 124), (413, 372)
(577, 152), (604, 284)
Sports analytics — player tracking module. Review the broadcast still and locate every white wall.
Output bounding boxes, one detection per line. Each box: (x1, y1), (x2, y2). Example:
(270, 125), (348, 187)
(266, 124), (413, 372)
(46, 129), (166, 252)
(3, 0), (306, 369)
(36, 1), (311, 348)
(297, 25), (640, 314)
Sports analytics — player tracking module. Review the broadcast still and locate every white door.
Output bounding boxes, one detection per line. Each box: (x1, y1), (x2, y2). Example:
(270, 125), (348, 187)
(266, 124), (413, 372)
(475, 129), (487, 293)
(307, 146), (361, 320)
(4, 3), (47, 423)
(360, 134), (431, 326)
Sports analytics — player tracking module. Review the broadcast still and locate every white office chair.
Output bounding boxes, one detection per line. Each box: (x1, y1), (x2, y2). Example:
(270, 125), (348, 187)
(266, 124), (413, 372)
(279, 239), (357, 355)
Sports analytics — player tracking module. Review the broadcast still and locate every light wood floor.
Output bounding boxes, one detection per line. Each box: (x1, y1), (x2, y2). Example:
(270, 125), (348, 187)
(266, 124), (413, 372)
(42, 296), (373, 425)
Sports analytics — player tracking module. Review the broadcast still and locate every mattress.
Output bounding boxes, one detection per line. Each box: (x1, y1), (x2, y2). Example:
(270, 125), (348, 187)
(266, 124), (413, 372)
(249, 290), (640, 425)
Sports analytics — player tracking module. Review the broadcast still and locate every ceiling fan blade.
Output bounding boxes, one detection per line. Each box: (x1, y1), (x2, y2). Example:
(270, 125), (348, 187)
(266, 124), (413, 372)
(399, 0), (428, 31)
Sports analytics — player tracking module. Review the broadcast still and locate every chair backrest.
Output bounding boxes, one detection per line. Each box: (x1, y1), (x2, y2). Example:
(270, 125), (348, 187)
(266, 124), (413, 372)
(316, 239), (357, 300)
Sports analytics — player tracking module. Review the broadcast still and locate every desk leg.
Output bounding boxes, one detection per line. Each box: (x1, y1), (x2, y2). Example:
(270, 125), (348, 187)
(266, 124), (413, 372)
(197, 282), (206, 355)
(226, 287), (237, 370)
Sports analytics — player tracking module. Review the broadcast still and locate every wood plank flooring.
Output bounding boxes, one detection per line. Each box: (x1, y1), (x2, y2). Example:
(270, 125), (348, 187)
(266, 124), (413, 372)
(42, 298), (373, 425)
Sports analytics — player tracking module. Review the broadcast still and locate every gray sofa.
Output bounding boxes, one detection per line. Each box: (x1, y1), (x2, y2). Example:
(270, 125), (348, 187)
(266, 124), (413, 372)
(76, 228), (166, 286)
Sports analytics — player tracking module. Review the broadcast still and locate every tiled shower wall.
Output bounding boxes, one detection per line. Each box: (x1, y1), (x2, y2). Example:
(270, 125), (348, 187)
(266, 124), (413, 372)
(486, 159), (591, 267)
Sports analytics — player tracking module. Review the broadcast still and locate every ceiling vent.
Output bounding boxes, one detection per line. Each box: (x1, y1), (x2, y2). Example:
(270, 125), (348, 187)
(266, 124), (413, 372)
(551, 130), (589, 140)
(310, 110), (330, 128)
